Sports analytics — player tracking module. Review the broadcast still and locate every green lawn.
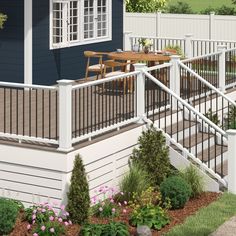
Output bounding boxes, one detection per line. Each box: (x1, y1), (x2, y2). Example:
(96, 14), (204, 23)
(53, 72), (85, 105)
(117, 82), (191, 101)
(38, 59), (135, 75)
(166, 193), (236, 236)
(167, 0), (235, 12)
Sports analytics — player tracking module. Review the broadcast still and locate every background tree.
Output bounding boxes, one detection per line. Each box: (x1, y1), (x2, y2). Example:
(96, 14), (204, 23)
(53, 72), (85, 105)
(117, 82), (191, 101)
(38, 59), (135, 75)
(166, 1), (194, 14)
(126, 0), (167, 13)
(0, 13), (7, 29)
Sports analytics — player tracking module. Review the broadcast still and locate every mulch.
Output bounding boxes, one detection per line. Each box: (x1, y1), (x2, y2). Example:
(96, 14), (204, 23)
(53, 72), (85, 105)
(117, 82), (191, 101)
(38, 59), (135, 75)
(9, 192), (221, 236)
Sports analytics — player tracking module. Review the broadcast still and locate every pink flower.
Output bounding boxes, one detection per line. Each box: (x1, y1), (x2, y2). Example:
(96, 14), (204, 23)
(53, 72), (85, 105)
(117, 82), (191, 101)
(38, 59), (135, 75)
(33, 209), (37, 214)
(124, 201), (127, 205)
(50, 228), (55, 233)
(58, 217), (63, 222)
(110, 199), (114, 203)
(41, 208), (46, 213)
(123, 209), (127, 214)
(112, 208), (116, 213)
(49, 216), (54, 221)
(69, 220), (72, 225)
(64, 221), (69, 226)
(60, 205), (65, 211)
(26, 224), (31, 230)
(33, 233), (38, 236)
(52, 200), (59, 206)
(99, 207), (103, 212)
(32, 214), (36, 220)
(32, 220), (35, 225)
(120, 191), (124, 195)
(41, 225), (46, 231)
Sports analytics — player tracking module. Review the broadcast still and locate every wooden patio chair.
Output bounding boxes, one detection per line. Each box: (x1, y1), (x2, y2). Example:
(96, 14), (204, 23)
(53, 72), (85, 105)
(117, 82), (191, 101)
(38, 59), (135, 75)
(84, 51), (111, 80)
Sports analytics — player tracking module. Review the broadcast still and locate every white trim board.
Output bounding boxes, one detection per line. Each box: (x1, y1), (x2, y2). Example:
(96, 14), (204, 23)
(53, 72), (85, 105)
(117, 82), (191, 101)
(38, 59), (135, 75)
(24, 0), (33, 85)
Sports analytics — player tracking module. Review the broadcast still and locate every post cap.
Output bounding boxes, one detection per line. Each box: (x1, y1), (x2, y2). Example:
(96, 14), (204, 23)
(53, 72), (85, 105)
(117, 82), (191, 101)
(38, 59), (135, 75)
(217, 45), (227, 51)
(227, 129), (236, 135)
(133, 63), (147, 71)
(57, 79), (74, 85)
(170, 55), (181, 60)
(185, 34), (193, 38)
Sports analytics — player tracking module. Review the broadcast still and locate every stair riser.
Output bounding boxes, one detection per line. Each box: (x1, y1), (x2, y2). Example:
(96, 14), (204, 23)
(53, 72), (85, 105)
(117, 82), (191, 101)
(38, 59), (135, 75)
(183, 136), (215, 154)
(170, 124), (199, 141)
(157, 111), (184, 130)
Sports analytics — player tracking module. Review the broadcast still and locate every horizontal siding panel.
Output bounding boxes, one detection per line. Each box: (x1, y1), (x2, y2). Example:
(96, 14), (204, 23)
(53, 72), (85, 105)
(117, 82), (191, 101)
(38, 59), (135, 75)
(0, 171), (61, 189)
(86, 162), (113, 181)
(0, 179), (62, 199)
(89, 171), (113, 190)
(0, 162), (62, 180)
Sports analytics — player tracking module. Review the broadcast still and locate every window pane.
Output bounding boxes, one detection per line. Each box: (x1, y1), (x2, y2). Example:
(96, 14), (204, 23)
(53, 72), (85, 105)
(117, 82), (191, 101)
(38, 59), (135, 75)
(52, 2), (63, 44)
(69, 1), (79, 42)
(84, 0), (94, 39)
(97, 0), (107, 37)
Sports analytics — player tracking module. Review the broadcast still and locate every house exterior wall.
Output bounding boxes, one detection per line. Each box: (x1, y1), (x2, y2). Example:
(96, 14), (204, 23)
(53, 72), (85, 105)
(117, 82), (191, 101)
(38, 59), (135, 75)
(33, 0), (124, 85)
(0, 0), (24, 83)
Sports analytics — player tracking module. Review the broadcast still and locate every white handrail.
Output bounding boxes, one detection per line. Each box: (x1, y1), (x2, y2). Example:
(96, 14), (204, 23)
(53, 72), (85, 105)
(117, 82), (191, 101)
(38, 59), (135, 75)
(181, 51), (221, 63)
(130, 35), (184, 41)
(145, 62), (172, 72)
(72, 71), (139, 90)
(192, 38), (236, 43)
(0, 81), (57, 90)
(225, 47), (236, 53)
(179, 61), (236, 107)
(143, 69), (227, 137)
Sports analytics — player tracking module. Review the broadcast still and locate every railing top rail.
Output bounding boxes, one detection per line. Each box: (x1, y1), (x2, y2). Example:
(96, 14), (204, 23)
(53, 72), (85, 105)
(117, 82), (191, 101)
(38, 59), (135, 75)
(179, 61), (236, 107)
(143, 69), (227, 137)
(192, 38), (236, 43)
(0, 81), (57, 90)
(72, 71), (139, 90)
(144, 62), (172, 72)
(129, 35), (184, 41)
(181, 51), (221, 63)
(225, 47), (236, 53)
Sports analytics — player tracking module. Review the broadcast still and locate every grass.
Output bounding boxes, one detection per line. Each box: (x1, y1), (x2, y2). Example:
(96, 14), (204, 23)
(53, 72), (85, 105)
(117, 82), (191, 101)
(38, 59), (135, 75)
(167, 0), (235, 12)
(166, 193), (236, 236)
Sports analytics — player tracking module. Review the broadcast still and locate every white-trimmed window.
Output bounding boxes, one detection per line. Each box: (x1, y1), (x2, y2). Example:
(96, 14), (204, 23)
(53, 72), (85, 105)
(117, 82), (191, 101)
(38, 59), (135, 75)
(50, 0), (112, 49)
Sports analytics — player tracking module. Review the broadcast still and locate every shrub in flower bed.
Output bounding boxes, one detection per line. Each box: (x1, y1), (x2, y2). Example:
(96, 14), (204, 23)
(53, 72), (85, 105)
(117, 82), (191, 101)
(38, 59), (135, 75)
(25, 202), (72, 236)
(67, 154), (90, 224)
(80, 222), (129, 236)
(91, 186), (128, 218)
(129, 187), (170, 230)
(0, 198), (19, 235)
(160, 176), (192, 209)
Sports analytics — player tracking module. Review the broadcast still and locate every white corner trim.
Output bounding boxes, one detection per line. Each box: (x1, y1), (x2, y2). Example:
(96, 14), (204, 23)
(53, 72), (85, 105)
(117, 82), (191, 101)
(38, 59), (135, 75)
(24, 0), (33, 85)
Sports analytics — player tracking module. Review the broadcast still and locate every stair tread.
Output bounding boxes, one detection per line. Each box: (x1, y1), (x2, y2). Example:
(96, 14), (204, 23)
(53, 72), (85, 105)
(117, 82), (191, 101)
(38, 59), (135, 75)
(179, 132), (213, 148)
(197, 145), (228, 162)
(216, 160), (228, 177)
(165, 120), (197, 135)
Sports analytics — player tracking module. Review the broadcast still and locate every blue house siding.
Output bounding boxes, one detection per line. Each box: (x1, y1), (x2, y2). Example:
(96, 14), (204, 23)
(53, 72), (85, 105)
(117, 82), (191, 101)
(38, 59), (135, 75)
(33, 0), (124, 85)
(0, 0), (24, 83)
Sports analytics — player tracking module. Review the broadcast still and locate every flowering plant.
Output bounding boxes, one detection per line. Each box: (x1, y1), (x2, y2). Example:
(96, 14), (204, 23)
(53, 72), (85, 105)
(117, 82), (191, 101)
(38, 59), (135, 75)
(91, 186), (128, 219)
(138, 38), (153, 47)
(25, 202), (72, 236)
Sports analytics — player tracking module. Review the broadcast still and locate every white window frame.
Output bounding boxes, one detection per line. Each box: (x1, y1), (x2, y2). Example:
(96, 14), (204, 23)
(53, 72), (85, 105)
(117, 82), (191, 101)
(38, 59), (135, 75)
(49, 0), (112, 49)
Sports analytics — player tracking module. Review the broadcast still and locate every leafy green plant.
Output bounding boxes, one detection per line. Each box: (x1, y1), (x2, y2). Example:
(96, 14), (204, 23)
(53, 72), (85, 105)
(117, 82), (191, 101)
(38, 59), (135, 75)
(164, 45), (185, 58)
(160, 176), (192, 209)
(67, 154), (90, 224)
(0, 198), (19, 235)
(166, 1), (194, 14)
(179, 165), (204, 198)
(205, 108), (220, 126)
(118, 163), (151, 202)
(224, 104), (236, 129)
(129, 204), (170, 230)
(80, 222), (129, 236)
(126, 0), (167, 13)
(0, 13), (7, 29)
(130, 125), (171, 187)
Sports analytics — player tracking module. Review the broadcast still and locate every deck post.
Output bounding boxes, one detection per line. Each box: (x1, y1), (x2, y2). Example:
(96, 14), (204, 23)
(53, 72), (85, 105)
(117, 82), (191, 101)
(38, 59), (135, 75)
(218, 45), (226, 93)
(185, 34), (193, 58)
(134, 63), (147, 123)
(170, 55), (181, 110)
(57, 80), (74, 152)
(227, 129), (236, 194)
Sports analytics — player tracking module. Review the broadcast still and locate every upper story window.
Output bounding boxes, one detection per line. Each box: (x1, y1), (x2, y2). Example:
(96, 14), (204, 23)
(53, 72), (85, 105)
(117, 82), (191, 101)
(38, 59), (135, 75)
(50, 0), (112, 49)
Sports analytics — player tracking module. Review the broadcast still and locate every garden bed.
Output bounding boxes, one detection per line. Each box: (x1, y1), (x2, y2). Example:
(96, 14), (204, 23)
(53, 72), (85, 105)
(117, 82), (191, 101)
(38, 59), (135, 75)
(9, 192), (220, 236)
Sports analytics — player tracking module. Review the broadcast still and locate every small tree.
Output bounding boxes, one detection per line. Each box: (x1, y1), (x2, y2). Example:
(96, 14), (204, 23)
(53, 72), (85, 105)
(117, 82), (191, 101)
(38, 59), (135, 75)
(66, 154), (90, 224)
(166, 1), (194, 14)
(130, 125), (171, 186)
(126, 0), (167, 13)
(0, 13), (7, 29)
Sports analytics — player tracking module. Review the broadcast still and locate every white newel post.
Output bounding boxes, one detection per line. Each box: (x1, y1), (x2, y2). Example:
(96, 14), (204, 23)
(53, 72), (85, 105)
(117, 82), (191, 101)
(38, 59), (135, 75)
(156, 11), (161, 37)
(218, 45), (226, 93)
(227, 129), (236, 194)
(134, 63), (147, 123)
(170, 55), (181, 110)
(185, 34), (193, 58)
(57, 80), (74, 152)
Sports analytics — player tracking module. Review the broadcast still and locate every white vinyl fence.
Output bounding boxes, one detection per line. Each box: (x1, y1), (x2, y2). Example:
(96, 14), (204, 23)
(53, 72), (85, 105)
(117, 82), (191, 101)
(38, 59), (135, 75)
(125, 12), (236, 41)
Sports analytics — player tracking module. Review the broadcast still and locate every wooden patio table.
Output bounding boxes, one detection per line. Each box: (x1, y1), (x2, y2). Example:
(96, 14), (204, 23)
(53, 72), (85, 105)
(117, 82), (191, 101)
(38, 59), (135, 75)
(108, 51), (172, 64)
